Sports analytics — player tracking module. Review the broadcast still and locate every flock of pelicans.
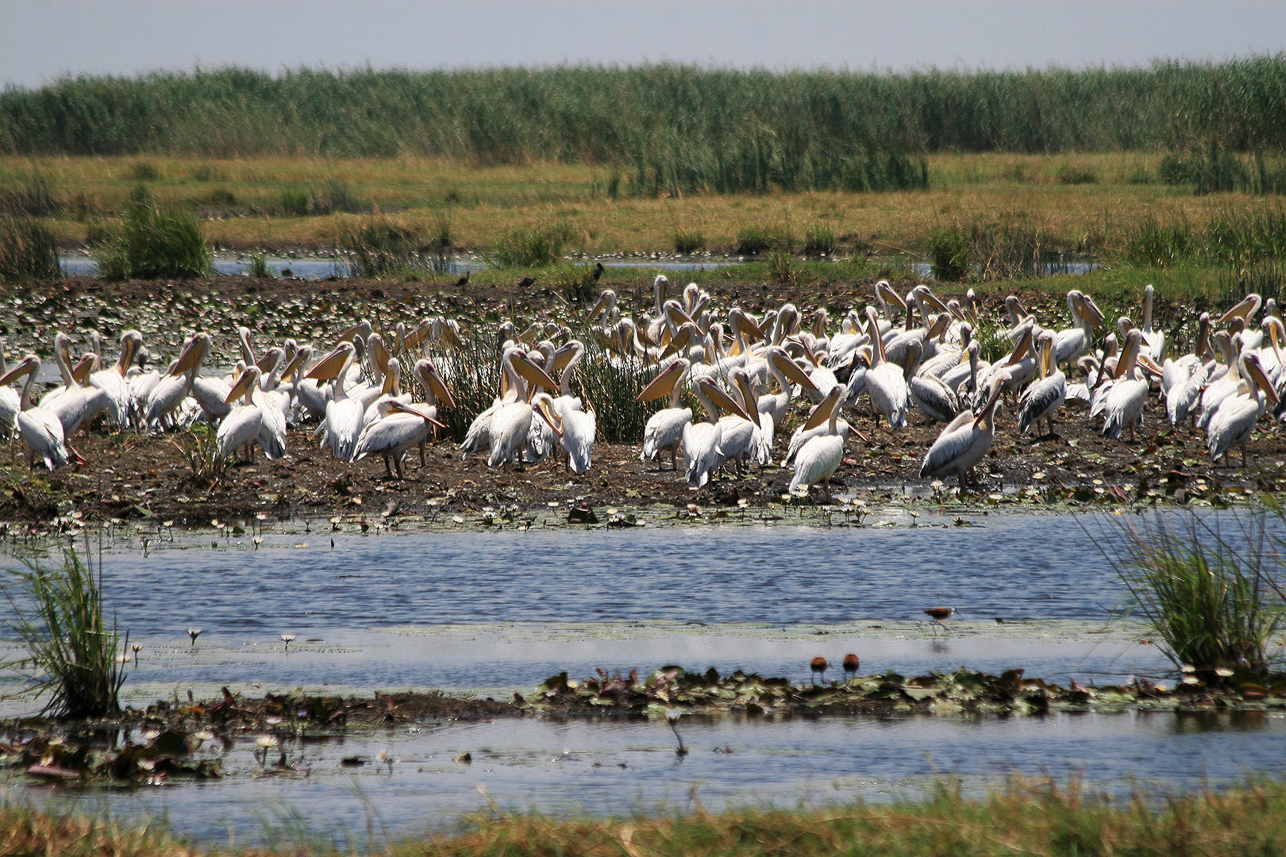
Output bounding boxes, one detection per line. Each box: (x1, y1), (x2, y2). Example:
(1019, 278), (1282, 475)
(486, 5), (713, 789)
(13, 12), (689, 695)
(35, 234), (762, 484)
(1, 275), (1284, 499)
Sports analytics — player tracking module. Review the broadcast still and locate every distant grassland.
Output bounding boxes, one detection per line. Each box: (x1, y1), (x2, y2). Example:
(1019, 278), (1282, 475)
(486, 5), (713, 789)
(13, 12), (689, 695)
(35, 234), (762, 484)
(4, 151), (1284, 268)
(3, 58), (1286, 197)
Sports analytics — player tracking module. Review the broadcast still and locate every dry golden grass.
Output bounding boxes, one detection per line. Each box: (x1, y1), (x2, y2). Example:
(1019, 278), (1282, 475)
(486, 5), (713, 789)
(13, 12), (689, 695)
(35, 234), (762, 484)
(7, 152), (1278, 259)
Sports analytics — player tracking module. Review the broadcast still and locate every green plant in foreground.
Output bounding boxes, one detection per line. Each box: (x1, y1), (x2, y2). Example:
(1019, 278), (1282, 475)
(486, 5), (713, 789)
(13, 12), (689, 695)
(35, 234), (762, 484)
(1096, 506), (1286, 678)
(2, 544), (127, 718)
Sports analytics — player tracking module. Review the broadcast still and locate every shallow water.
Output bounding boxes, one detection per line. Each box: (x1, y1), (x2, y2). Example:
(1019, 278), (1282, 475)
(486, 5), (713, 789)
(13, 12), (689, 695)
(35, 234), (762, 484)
(1, 509), (1282, 844)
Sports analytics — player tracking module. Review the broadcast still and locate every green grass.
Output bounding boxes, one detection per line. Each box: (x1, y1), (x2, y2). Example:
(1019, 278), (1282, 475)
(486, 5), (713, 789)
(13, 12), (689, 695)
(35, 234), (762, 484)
(341, 215), (432, 279)
(1, 543), (128, 718)
(492, 221), (574, 267)
(9, 778), (1286, 856)
(1096, 507), (1286, 679)
(95, 193), (212, 280)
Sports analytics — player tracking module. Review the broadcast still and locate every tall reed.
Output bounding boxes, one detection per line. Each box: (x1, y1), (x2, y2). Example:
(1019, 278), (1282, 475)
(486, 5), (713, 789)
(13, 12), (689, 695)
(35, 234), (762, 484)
(0, 215), (60, 281)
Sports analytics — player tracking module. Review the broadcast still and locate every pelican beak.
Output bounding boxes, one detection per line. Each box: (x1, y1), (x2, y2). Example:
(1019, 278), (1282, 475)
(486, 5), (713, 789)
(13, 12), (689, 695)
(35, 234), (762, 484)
(305, 344), (352, 381)
(1006, 328), (1034, 365)
(280, 347), (310, 382)
(1244, 357), (1280, 405)
(224, 367), (256, 404)
(71, 354), (95, 384)
(403, 320), (433, 350)
(701, 381), (752, 422)
(774, 351), (819, 393)
(636, 360), (685, 402)
(0, 355), (38, 386)
(659, 325), (693, 360)
(1137, 353), (1165, 378)
(1077, 294), (1105, 329)
(920, 289), (951, 315)
(512, 351), (560, 391)
(420, 363), (456, 410)
(254, 350), (279, 374)
(168, 334), (208, 376)
(387, 400), (448, 428)
(927, 312), (952, 340)
(735, 375), (761, 428)
(877, 280), (907, 311)
(551, 342), (578, 373)
(1219, 294), (1259, 323)
(370, 339), (390, 376)
(800, 388), (842, 432)
(335, 319), (371, 345)
(535, 399), (563, 436)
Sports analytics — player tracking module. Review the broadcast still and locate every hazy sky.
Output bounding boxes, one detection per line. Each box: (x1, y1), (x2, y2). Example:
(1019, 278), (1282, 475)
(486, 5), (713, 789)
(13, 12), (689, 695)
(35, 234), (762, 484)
(3, 0), (1284, 88)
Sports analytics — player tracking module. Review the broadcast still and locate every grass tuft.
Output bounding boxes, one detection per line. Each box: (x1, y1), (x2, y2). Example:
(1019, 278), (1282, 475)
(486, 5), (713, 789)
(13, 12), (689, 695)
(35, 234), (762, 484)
(673, 229), (705, 255)
(492, 221), (573, 268)
(341, 215), (429, 279)
(1096, 507), (1286, 679)
(1, 542), (128, 718)
(95, 191), (212, 280)
(0, 215), (61, 281)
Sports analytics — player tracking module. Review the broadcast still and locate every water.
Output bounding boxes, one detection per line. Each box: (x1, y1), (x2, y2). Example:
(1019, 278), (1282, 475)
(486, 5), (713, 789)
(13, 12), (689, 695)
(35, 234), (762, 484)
(1, 510), (1281, 844)
(57, 255), (734, 280)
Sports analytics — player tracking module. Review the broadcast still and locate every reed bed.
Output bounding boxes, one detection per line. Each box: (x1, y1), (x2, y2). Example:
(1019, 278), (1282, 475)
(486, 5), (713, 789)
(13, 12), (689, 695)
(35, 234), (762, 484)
(7, 59), (1286, 191)
(0, 215), (60, 281)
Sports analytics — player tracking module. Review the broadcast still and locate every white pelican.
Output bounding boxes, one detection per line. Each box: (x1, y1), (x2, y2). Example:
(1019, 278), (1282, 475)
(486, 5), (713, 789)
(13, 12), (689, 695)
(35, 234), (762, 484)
(486, 349), (560, 468)
(546, 341), (597, 474)
(918, 377), (1005, 490)
(217, 365), (287, 462)
(88, 329), (142, 429)
(683, 377), (750, 488)
(1207, 352), (1279, 465)
(1102, 330), (1161, 441)
(788, 386), (846, 500)
(1054, 290), (1105, 367)
(0, 355), (84, 470)
(1196, 332), (1244, 432)
(353, 400), (448, 479)
(714, 368), (766, 474)
(862, 307), (910, 429)
(1140, 284), (1164, 362)
(637, 358), (693, 471)
(306, 341), (365, 460)
(1017, 331), (1066, 437)
(760, 346), (819, 427)
(906, 340), (959, 424)
(0, 340), (18, 436)
(145, 332), (211, 431)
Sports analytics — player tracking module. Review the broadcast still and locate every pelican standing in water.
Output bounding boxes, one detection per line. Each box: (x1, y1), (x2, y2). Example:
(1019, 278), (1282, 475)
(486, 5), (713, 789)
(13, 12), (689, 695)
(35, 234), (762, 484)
(919, 375), (1006, 490)
(637, 358), (693, 471)
(789, 386), (846, 500)
(0, 355), (85, 470)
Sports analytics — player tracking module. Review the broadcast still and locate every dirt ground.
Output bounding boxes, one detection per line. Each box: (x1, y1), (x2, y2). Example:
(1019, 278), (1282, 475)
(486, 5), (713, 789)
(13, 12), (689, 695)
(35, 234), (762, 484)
(1, 273), (1282, 528)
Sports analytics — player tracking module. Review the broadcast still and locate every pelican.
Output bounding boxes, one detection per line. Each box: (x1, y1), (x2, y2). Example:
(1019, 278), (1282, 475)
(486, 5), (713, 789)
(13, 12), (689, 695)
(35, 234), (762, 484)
(714, 368), (766, 474)
(760, 347), (819, 427)
(145, 332), (211, 431)
(217, 365), (287, 462)
(1054, 290), (1105, 367)
(353, 400), (448, 479)
(0, 355), (84, 470)
(1140, 284), (1164, 362)
(88, 329), (142, 429)
(683, 377), (750, 488)
(545, 341), (597, 474)
(1207, 352), (1279, 465)
(486, 348), (561, 468)
(788, 386), (846, 500)
(306, 341), (365, 460)
(1102, 330), (1160, 441)
(918, 377), (1005, 490)
(637, 358), (693, 471)
(0, 341), (18, 436)
(1017, 331), (1066, 437)
(863, 307), (910, 429)
(906, 340), (959, 424)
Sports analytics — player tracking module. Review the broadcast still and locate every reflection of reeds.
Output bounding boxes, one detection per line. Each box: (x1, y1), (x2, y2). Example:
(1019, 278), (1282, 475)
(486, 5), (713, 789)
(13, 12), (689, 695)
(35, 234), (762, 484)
(1094, 506), (1286, 678)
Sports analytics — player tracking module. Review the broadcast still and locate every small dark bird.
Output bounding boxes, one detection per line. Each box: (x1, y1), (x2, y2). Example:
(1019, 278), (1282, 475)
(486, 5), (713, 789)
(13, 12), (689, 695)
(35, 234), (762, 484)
(454, 270), (470, 287)
(924, 606), (958, 635)
(810, 656), (829, 686)
(842, 653), (860, 678)
(590, 261), (605, 283)
(518, 276), (537, 288)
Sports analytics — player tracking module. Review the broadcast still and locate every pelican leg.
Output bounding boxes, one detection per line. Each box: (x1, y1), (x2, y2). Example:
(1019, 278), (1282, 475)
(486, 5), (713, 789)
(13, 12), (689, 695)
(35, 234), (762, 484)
(394, 453), (406, 480)
(418, 441), (427, 467)
(383, 454), (394, 478)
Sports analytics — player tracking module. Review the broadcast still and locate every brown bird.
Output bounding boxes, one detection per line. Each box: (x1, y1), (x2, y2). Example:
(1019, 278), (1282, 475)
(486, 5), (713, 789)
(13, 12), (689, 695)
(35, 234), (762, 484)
(924, 606), (957, 634)
(518, 276), (537, 288)
(809, 656), (829, 686)
(842, 653), (860, 678)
